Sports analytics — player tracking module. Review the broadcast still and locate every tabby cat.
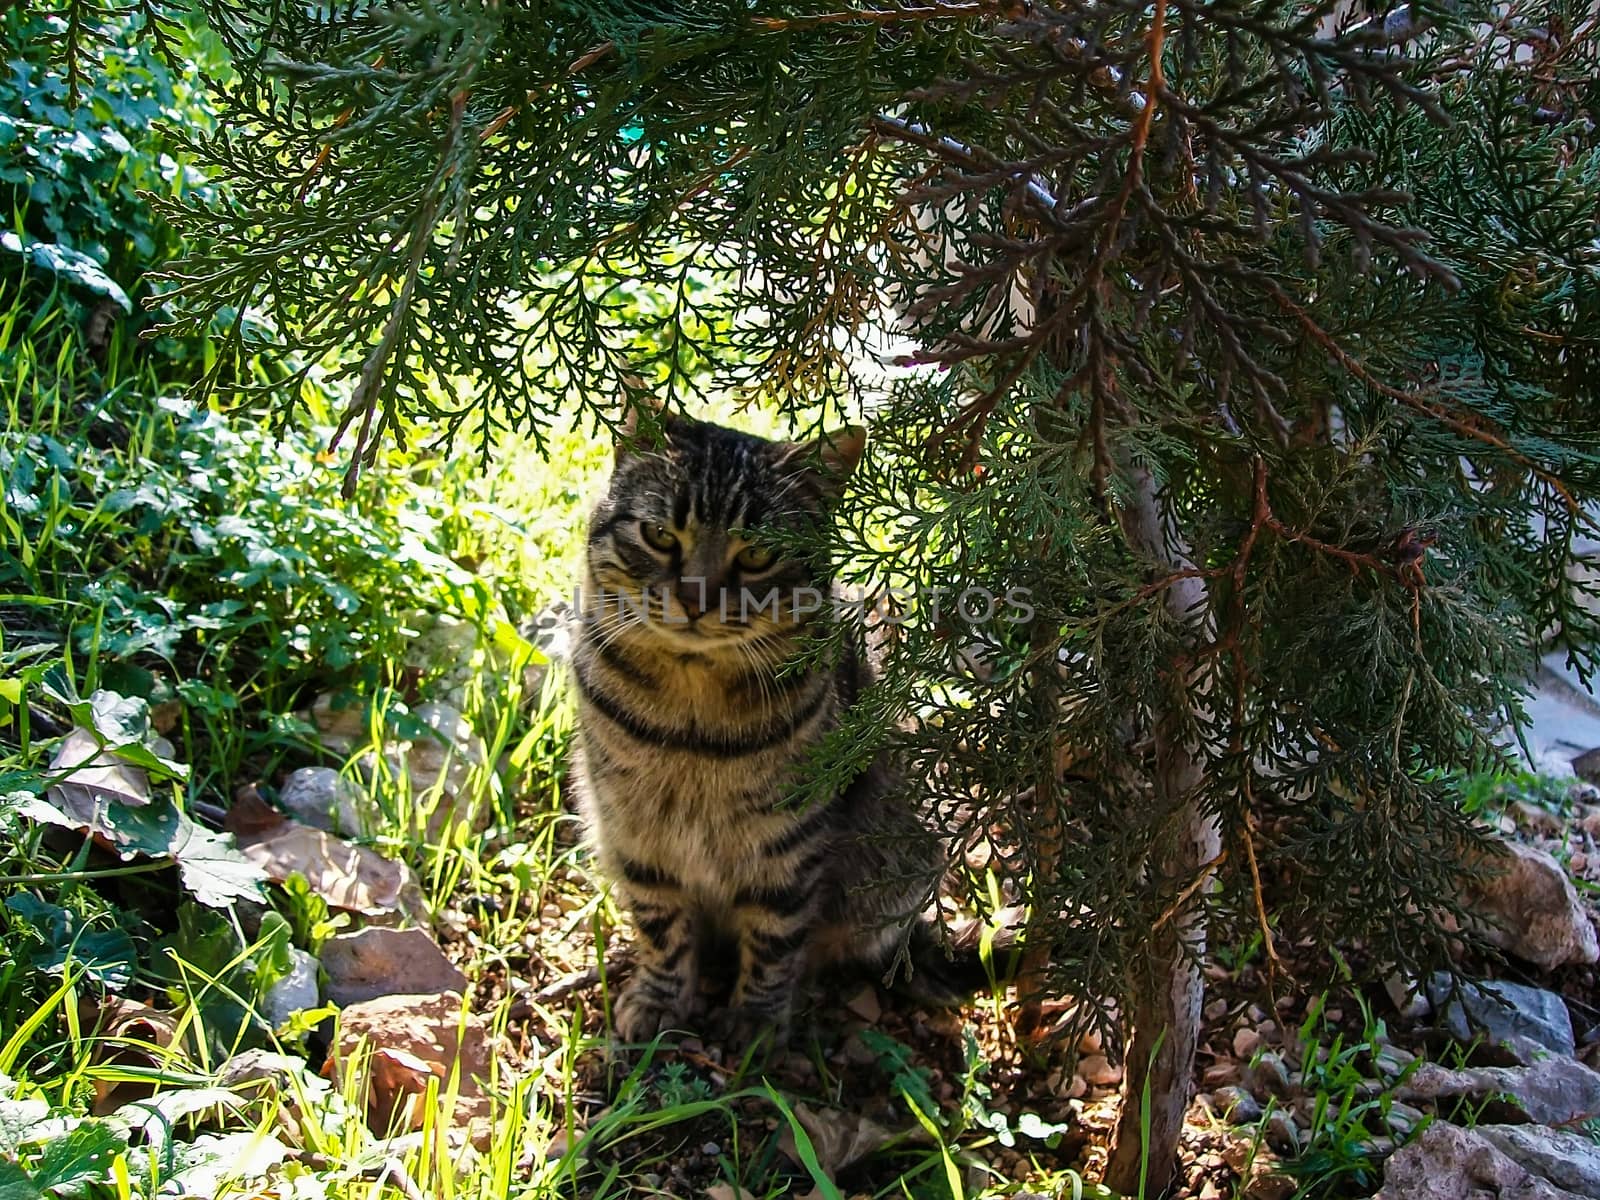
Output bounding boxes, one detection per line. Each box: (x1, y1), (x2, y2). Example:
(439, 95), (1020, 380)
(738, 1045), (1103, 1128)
(571, 407), (956, 1044)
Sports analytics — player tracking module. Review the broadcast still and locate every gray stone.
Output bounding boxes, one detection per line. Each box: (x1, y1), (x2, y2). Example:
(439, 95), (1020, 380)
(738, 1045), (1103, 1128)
(1478, 1126), (1600, 1198)
(1263, 1109), (1298, 1155)
(321, 928), (468, 1007)
(1575, 746), (1600, 784)
(1428, 974), (1576, 1058)
(1213, 1085), (1262, 1125)
(1244, 1051), (1292, 1102)
(1398, 1057), (1600, 1126)
(1376, 1123), (1589, 1200)
(278, 767), (372, 836)
(262, 947), (320, 1028)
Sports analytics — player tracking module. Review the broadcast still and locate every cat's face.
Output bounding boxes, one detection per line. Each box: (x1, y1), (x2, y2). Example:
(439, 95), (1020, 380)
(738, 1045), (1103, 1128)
(584, 413), (863, 652)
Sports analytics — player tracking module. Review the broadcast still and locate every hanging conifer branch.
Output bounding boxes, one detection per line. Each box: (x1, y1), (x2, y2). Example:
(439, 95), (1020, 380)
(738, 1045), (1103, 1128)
(34, 0), (1587, 1188)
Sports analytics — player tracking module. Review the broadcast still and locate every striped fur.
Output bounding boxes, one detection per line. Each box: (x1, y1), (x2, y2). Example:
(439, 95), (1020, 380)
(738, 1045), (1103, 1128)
(572, 411), (943, 1044)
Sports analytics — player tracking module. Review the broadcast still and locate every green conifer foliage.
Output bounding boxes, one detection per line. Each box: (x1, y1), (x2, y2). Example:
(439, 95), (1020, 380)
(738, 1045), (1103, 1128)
(61, 0), (1600, 1189)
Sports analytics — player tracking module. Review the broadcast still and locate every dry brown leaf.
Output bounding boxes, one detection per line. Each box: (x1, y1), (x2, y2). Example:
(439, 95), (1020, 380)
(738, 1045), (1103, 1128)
(778, 1102), (901, 1178)
(77, 995), (187, 1115)
(241, 822), (424, 918)
(48, 727), (151, 819)
(225, 784), (289, 843)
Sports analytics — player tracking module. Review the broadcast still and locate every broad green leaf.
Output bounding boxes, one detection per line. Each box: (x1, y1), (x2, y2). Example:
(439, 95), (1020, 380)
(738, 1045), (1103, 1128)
(0, 1160), (43, 1200)
(0, 233), (131, 312)
(30, 1122), (124, 1194)
(5, 895), (137, 991)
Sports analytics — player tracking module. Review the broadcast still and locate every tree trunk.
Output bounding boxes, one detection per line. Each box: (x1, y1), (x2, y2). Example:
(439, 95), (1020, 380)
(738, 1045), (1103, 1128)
(1103, 466), (1221, 1198)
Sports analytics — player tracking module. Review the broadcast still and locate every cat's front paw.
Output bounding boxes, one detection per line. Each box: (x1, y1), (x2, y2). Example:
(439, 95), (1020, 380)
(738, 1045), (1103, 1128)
(612, 984), (688, 1044)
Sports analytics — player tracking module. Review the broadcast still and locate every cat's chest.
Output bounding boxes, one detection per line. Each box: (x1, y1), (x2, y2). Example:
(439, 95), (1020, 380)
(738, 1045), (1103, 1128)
(599, 768), (785, 891)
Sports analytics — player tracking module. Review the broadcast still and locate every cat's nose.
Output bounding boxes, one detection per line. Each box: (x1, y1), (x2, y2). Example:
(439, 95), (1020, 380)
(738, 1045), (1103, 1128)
(675, 577), (709, 619)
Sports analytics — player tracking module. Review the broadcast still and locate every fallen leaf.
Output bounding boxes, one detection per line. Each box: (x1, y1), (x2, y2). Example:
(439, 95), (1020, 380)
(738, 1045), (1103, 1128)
(47, 727), (151, 816)
(778, 1102), (902, 1177)
(77, 996), (187, 1116)
(23, 735), (263, 911)
(242, 822), (424, 918)
(224, 784), (288, 843)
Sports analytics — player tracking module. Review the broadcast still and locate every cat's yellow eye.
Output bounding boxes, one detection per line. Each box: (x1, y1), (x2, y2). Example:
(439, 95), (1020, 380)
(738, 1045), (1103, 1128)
(735, 543), (777, 572)
(640, 521), (679, 552)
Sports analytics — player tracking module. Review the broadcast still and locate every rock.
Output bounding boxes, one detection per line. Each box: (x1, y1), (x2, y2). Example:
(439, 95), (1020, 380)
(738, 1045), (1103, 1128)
(1427, 974), (1577, 1057)
(328, 991), (492, 1134)
(322, 928), (468, 1007)
(278, 767), (372, 836)
(1242, 1170), (1296, 1200)
(405, 700), (492, 839)
(1464, 839), (1599, 970)
(1384, 1101), (1424, 1136)
(311, 693), (368, 755)
(1477, 1125), (1600, 1196)
(1233, 1027), (1262, 1059)
(262, 947), (320, 1027)
(1397, 1056), (1600, 1126)
(1244, 1052), (1292, 1101)
(844, 986), (881, 1024)
(402, 612), (482, 711)
(218, 1048), (331, 1140)
(1078, 1054), (1121, 1087)
(1213, 1085), (1262, 1125)
(1372, 1041), (1417, 1078)
(1574, 745), (1600, 784)
(1511, 800), (1567, 836)
(1376, 1122), (1590, 1200)
(1383, 972), (1431, 1021)
(1263, 1109), (1298, 1155)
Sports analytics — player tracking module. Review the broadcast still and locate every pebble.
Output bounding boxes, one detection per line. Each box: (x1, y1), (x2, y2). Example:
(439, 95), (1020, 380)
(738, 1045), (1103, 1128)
(1204, 999), (1229, 1022)
(1264, 1109), (1299, 1154)
(1385, 1102), (1424, 1135)
(845, 985), (882, 1024)
(1078, 1054), (1122, 1086)
(701, 1142), (720, 1156)
(1233, 1027), (1263, 1059)
(1213, 1085), (1262, 1124)
(1372, 1042), (1415, 1077)
(1245, 1052), (1291, 1100)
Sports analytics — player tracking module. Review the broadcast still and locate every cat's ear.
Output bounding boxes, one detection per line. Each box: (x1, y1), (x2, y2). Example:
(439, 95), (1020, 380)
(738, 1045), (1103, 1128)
(616, 386), (672, 458)
(815, 426), (867, 479)
(782, 426), (867, 492)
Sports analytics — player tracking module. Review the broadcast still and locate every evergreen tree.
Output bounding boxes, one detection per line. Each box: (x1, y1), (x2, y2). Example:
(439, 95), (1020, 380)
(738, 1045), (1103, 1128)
(57, 0), (1600, 1190)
